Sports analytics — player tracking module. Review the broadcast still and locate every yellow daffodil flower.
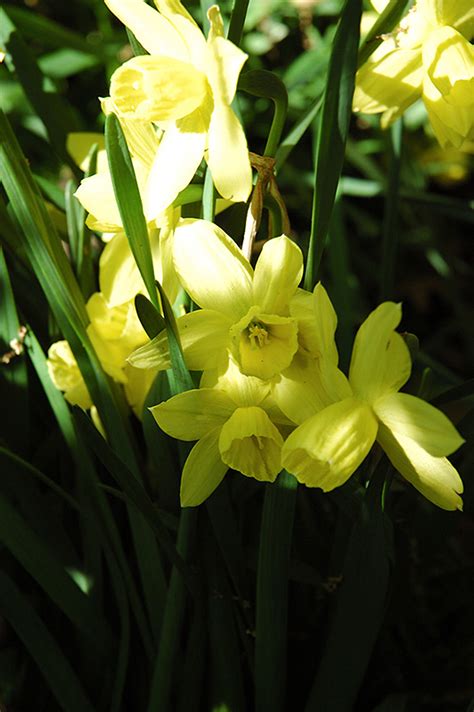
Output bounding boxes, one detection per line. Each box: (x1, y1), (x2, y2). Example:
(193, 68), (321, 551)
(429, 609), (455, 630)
(47, 295), (158, 418)
(151, 359), (289, 506)
(129, 222), (304, 380)
(281, 301), (465, 510)
(354, 0), (474, 148)
(105, 0), (252, 210)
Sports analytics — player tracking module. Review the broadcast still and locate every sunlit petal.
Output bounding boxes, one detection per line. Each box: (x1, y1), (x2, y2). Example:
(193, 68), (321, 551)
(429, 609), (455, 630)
(146, 109), (209, 219)
(207, 102), (252, 203)
(252, 235), (303, 315)
(373, 392), (465, 456)
(377, 423), (463, 511)
(104, 0), (187, 58)
(271, 352), (334, 425)
(173, 219), (253, 318)
(150, 387), (236, 440)
(349, 302), (411, 403)
(180, 427), (228, 506)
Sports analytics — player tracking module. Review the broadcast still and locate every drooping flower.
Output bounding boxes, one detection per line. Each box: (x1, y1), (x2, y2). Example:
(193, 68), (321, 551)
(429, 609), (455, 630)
(281, 301), (465, 510)
(129, 222), (304, 380)
(151, 359), (290, 506)
(104, 0), (252, 211)
(354, 0), (474, 148)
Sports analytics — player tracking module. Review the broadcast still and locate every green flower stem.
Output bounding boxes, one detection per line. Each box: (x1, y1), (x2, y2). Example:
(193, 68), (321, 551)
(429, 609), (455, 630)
(379, 119), (403, 301)
(227, 0), (250, 47)
(238, 70), (288, 158)
(255, 470), (297, 712)
(357, 0), (410, 68)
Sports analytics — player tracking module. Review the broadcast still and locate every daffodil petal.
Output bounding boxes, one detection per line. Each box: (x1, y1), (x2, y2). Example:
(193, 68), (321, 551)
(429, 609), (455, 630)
(99, 230), (149, 306)
(127, 331), (170, 370)
(123, 363), (157, 419)
(422, 74), (474, 149)
(150, 387), (236, 440)
(423, 26), (474, 107)
(146, 109), (208, 219)
(373, 392), (465, 457)
(272, 352), (335, 425)
(154, 0), (208, 68)
(281, 398), (378, 490)
(353, 47), (422, 117)
(219, 406), (283, 482)
(178, 309), (232, 370)
(252, 235), (303, 314)
(180, 427), (228, 506)
(377, 423), (463, 511)
(172, 219), (253, 318)
(104, 0), (187, 59)
(349, 302), (411, 403)
(207, 102), (252, 203)
(312, 283), (339, 362)
(75, 172), (122, 232)
(47, 341), (93, 409)
(420, 0), (474, 37)
(207, 9), (248, 105)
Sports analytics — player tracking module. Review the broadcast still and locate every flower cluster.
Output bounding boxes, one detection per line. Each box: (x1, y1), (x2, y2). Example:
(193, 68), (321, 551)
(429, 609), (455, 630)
(354, 0), (474, 149)
(47, 0), (465, 512)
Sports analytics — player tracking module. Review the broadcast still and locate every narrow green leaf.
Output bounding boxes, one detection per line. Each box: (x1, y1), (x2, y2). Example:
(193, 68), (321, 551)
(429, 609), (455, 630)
(305, 464), (393, 712)
(255, 470), (297, 712)
(227, 0), (250, 46)
(74, 408), (193, 591)
(156, 279), (194, 393)
(304, 0), (362, 290)
(135, 294), (166, 339)
(431, 378), (474, 407)
(0, 572), (95, 712)
(105, 113), (158, 309)
(0, 494), (111, 652)
(371, 694), (408, 712)
(276, 97), (323, 171)
(0, 246), (28, 452)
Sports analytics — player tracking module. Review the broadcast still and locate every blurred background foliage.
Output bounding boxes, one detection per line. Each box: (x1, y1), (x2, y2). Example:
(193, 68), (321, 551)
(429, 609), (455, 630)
(0, 0), (473, 710)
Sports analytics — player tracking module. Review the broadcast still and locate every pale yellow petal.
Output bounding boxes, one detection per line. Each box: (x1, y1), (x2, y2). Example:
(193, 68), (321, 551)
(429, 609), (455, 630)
(99, 230), (146, 306)
(146, 108), (209, 219)
(104, 0), (188, 59)
(172, 219), (253, 318)
(206, 9), (248, 105)
(110, 55), (208, 122)
(150, 387), (236, 440)
(213, 355), (271, 407)
(353, 47), (423, 118)
(207, 102), (252, 203)
(290, 285), (338, 363)
(127, 330), (171, 370)
(422, 74), (474, 149)
(179, 310), (233, 370)
(252, 235), (303, 315)
(271, 352), (335, 425)
(349, 302), (411, 403)
(377, 423), (463, 511)
(218, 406), (283, 482)
(419, 0), (474, 37)
(75, 173), (122, 232)
(281, 398), (378, 490)
(180, 427), (228, 506)
(373, 392), (465, 457)
(154, 0), (208, 68)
